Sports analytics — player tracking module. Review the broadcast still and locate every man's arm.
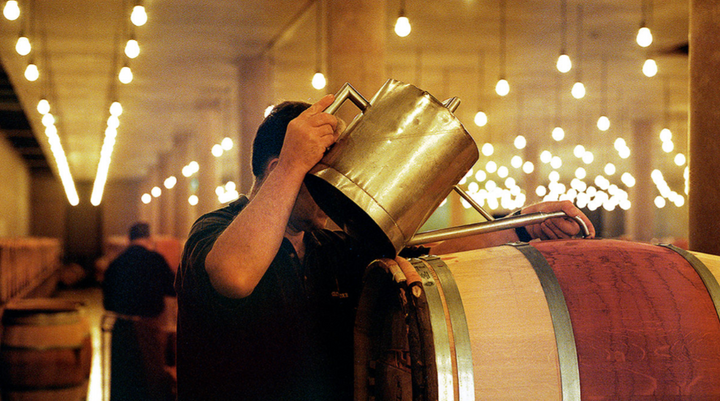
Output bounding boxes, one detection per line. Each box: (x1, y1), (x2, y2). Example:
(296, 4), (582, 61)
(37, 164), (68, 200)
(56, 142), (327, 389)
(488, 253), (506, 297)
(204, 95), (340, 299)
(520, 200), (596, 240)
(429, 200), (596, 255)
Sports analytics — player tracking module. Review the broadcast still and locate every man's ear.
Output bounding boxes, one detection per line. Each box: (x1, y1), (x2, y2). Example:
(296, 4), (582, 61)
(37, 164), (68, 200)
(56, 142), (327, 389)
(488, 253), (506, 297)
(252, 157), (281, 195)
(265, 158), (280, 174)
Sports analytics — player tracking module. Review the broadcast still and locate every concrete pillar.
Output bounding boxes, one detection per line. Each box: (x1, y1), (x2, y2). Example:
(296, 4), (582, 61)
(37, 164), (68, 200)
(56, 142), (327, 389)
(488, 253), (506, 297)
(146, 168), (162, 232)
(524, 139), (539, 205)
(626, 119), (654, 242)
(326, 0), (387, 123)
(172, 133), (194, 238)
(138, 179), (151, 224)
(689, 0), (720, 255)
(239, 56), (273, 194)
(196, 105), (222, 216)
(158, 153), (175, 236)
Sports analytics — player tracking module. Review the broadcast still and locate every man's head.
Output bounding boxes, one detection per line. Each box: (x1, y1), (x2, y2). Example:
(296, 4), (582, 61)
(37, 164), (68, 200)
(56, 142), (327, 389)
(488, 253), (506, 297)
(251, 100), (331, 233)
(129, 222), (150, 241)
(251, 101), (311, 180)
(129, 222), (156, 249)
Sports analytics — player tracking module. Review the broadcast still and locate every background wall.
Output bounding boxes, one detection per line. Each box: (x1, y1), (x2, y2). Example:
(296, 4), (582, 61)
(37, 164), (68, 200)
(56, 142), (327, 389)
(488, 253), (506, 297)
(0, 134), (29, 237)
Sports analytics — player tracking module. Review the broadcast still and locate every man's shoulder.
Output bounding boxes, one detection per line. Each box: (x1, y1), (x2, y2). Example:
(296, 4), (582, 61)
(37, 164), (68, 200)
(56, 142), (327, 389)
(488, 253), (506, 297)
(114, 245), (163, 263)
(189, 196), (249, 235)
(179, 196), (249, 276)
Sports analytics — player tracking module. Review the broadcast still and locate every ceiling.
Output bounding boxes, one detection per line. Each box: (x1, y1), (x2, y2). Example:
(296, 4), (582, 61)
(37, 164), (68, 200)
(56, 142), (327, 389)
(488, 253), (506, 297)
(0, 0), (690, 199)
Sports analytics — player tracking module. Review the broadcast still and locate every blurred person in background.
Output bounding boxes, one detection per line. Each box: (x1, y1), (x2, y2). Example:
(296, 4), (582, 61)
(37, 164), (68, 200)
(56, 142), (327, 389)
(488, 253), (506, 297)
(103, 222), (177, 401)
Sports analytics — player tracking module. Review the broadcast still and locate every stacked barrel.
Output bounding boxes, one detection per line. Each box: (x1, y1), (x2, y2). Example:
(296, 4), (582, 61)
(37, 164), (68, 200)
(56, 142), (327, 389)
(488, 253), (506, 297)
(0, 238), (61, 303)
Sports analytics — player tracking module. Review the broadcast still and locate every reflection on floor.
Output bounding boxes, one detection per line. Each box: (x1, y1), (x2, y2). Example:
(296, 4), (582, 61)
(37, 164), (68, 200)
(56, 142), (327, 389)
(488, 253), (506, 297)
(55, 285), (105, 401)
(54, 285), (178, 401)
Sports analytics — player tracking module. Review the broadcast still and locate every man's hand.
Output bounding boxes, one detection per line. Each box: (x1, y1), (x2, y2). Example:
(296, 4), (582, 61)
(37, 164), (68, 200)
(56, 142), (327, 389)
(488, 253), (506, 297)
(521, 200), (596, 240)
(277, 94), (341, 177)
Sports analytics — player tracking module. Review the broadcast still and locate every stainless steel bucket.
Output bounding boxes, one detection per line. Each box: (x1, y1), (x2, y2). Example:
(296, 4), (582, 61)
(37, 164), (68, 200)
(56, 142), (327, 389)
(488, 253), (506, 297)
(305, 79), (479, 257)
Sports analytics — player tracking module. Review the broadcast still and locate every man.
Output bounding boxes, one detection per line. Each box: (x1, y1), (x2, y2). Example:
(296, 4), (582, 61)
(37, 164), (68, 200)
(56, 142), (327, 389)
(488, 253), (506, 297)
(175, 94), (595, 400)
(103, 222), (177, 401)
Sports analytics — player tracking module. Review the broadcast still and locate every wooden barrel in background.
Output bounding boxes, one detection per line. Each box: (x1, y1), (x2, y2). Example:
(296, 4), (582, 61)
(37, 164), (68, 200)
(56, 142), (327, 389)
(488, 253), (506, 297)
(354, 239), (720, 400)
(0, 298), (92, 401)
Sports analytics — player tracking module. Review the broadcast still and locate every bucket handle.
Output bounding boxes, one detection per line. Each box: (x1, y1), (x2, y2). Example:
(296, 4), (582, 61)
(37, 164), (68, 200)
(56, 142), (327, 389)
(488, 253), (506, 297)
(324, 83), (371, 115)
(325, 82), (461, 115)
(442, 97), (461, 113)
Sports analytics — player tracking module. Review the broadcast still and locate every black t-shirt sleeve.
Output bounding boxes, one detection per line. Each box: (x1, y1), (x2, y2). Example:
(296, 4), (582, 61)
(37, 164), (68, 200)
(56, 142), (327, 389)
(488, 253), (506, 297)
(175, 199), (252, 318)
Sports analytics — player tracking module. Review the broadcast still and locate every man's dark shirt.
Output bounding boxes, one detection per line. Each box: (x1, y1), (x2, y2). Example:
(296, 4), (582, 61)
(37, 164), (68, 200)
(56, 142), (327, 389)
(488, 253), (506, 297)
(174, 196), (374, 400)
(103, 244), (176, 317)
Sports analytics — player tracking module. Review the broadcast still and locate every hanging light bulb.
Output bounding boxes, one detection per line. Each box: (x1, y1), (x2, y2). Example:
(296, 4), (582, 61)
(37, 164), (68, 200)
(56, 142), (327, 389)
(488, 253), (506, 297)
(473, 52), (487, 127)
(311, 1), (326, 90)
(540, 150), (552, 163)
(107, 115), (120, 129)
(125, 38), (140, 58)
(45, 124), (57, 137)
(659, 128), (672, 142)
(674, 153), (686, 166)
(573, 144), (586, 158)
(597, 115), (610, 131)
(311, 71), (326, 90)
(3, 0), (19, 20)
(643, 58), (657, 77)
(604, 163), (616, 175)
(557, 0), (570, 73)
(556, 53), (572, 73)
(636, 26), (653, 47)
(131, 4), (147, 26)
(394, 1), (411, 38)
(395, 14), (411, 37)
(164, 176), (177, 189)
(474, 110), (488, 127)
(211, 144), (223, 157)
(571, 81), (585, 99)
(481, 143), (494, 156)
(495, 78), (509, 96)
(119, 66), (133, 84)
(597, 57), (611, 132)
(110, 101), (123, 116)
(570, 5), (585, 99)
(41, 112), (55, 127)
(24, 63), (39, 81)
(394, 0), (411, 37)
(496, 0), (508, 97)
(15, 35), (31, 56)
(37, 98), (50, 114)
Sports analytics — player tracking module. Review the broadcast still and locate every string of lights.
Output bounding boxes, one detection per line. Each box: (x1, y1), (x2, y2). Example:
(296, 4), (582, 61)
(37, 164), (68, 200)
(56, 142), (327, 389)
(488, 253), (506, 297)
(91, 0), (147, 206)
(3, 0), (80, 205)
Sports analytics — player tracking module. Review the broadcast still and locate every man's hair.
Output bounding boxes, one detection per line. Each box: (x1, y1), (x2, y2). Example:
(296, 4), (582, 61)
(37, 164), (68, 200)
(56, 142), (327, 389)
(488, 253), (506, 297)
(251, 101), (311, 178)
(129, 222), (150, 241)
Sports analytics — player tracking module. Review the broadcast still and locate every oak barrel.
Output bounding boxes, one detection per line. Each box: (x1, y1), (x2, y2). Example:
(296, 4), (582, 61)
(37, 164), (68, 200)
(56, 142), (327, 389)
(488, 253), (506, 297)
(354, 239), (720, 400)
(0, 298), (92, 401)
